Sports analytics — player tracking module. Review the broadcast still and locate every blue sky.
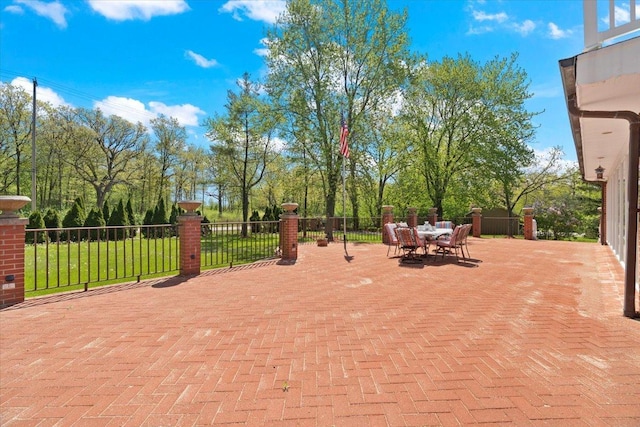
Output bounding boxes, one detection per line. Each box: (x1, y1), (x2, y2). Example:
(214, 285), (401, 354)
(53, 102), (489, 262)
(0, 0), (598, 162)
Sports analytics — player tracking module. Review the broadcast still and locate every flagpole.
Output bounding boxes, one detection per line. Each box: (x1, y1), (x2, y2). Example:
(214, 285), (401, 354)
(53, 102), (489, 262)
(342, 153), (347, 248)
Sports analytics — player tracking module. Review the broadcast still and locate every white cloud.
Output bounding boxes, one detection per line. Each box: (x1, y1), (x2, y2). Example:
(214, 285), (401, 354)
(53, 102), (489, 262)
(11, 77), (70, 107)
(87, 0), (189, 21)
(4, 4), (24, 14)
(611, 3), (640, 26)
(548, 22), (572, 39)
(513, 19), (536, 36)
(185, 50), (219, 68)
(148, 101), (205, 127)
(93, 96), (204, 128)
(472, 10), (508, 23)
(253, 38), (270, 57)
(15, 0), (68, 29)
(218, 0), (285, 24)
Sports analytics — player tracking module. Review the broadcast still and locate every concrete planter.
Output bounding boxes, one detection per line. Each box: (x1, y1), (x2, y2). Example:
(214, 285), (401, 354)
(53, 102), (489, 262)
(178, 200), (201, 215)
(0, 196), (31, 218)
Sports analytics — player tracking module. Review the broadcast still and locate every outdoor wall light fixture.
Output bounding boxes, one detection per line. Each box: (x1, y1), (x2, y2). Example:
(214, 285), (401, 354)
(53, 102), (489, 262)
(595, 165), (605, 180)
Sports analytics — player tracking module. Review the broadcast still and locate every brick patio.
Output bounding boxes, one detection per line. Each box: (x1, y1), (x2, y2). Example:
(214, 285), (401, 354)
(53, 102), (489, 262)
(1, 237), (639, 426)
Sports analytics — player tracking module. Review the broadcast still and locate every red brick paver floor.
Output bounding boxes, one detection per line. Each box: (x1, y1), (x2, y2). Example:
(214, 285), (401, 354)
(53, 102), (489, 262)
(1, 238), (639, 426)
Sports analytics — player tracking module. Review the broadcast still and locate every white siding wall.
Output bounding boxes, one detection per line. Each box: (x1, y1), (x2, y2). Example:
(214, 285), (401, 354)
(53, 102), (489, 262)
(606, 155), (630, 268)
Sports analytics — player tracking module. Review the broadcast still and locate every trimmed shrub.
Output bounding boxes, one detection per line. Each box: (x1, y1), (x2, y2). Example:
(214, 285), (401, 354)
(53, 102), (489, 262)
(27, 211), (46, 244)
(84, 208), (106, 241)
(153, 197), (168, 225)
(62, 199), (85, 241)
(108, 200), (128, 240)
(43, 208), (61, 242)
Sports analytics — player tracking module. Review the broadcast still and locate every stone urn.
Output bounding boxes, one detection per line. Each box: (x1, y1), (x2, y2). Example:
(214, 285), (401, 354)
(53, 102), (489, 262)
(178, 200), (201, 215)
(281, 202), (298, 214)
(0, 196), (31, 218)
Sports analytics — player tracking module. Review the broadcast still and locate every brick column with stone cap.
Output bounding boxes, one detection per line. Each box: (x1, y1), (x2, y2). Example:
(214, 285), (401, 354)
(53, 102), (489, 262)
(0, 196), (30, 308)
(428, 208), (438, 226)
(471, 207), (482, 238)
(280, 203), (299, 262)
(381, 205), (394, 244)
(407, 207), (418, 228)
(178, 200), (202, 276)
(523, 207), (535, 240)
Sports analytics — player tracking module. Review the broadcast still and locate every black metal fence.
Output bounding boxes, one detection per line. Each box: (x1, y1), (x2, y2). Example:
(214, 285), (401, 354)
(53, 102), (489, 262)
(25, 225), (179, 297)
(200, 221), (281, 268)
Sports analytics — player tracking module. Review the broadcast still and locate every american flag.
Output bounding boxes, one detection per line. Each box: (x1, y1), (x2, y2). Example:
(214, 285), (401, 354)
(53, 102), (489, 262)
(339, 114), (349, 158)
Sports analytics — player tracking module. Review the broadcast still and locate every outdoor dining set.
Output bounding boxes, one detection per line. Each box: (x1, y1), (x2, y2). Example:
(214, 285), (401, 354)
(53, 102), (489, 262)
(384, 221), (473, 264)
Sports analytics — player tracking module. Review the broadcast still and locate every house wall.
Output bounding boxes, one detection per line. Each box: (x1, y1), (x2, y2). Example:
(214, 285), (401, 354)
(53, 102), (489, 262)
(606, 154), (630, 269)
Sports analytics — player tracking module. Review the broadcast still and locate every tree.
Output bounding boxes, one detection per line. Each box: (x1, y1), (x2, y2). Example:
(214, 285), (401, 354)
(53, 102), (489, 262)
(68, 108), (148, 208)
(205, 73), (280, 237)
(401, 53), (538, 218)
(0, 83), (32, 194)
(151, 115), (186, 202)
(266, 0), (410, 239)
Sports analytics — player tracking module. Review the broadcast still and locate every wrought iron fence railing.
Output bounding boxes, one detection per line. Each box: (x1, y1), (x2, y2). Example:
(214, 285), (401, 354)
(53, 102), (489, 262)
(25, 225), (179, 297)
(200, 221), (281, 268)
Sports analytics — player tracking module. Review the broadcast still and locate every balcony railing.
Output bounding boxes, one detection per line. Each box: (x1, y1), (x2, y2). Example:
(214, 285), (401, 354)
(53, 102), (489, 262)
(584, 0), (640, 50)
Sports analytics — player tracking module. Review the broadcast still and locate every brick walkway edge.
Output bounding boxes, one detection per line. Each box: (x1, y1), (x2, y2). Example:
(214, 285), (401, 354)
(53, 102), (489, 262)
(1, 238), (639, 426)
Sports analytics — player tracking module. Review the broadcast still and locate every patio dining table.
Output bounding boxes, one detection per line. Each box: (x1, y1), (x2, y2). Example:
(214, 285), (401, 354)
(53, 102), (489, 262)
(416, 227), (453, 242)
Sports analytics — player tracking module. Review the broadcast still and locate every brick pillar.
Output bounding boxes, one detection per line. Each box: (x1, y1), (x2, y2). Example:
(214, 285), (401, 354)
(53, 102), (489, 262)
(381, 205), (394, 244)
(428, 208), (438, 226)
(280, 203), (299, 262)
(407, 207), (417, 228)
(178, 214), (201, 277)
(471, 208), (482, 238)
(1, 218), (28, 308)
(523, 207), (534, 240)
(0, 196), (30, 308)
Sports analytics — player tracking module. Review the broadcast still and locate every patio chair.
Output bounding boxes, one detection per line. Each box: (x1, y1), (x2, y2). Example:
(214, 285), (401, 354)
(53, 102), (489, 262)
(395, 226), (422, 263)
(384, 222), (400, 257)
(434, 224), (470, 262)
(459, 223), (472, 259)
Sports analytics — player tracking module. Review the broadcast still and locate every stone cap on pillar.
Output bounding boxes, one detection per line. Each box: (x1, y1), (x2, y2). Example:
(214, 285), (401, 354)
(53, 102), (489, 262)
(0, 196), (31, 219)
(281, 202), (298, 216)
(522, 207), (534, 216)
(178, 200), (201, 216)
(382, 205), (394, 214)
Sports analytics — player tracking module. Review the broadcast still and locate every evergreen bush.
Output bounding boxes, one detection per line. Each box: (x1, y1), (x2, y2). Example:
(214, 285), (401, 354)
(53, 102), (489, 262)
(84, 208), (106, 241)
(43, 208), (60, 242)
(102, 201), (110, 224)
(62, 199), (86, 241)
(153, 197), (168, 225)
(26, 211), (46, 244)
(126, 199), (136, 237)
(108, 200), (128, 240)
